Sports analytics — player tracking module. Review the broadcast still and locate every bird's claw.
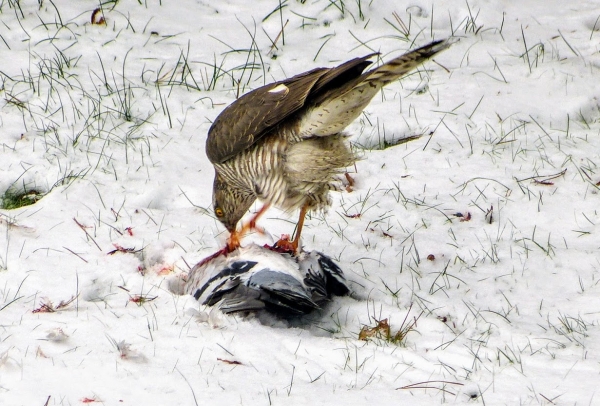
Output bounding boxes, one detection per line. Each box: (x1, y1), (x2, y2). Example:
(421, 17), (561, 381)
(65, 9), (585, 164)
(225, 220), (265, 253)
(197, 231), (243, 267)
(226, 232), (242, 253)
(272, 234), (300, 254)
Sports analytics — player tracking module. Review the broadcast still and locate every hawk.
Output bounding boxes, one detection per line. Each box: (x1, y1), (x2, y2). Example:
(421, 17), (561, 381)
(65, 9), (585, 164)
(206, 39), (451, 252)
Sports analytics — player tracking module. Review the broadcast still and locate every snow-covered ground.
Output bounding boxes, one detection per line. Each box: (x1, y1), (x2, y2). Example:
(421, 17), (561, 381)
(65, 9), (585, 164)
(1, 0), (599, 404)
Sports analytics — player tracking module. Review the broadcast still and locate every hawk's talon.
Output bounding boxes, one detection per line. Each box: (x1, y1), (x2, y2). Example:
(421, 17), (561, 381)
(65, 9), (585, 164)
(273, 234), (301, 254)
(226, 233), (242, 252)
(226, 219), (266, 253)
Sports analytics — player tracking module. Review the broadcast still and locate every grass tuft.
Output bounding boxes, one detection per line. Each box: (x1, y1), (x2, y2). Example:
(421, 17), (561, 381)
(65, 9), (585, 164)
(359, 303), (422, 346)
(1, 188), (44, 210)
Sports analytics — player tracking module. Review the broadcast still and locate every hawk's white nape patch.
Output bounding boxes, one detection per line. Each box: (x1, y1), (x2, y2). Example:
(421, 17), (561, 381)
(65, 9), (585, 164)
(268, 83), (289, 94)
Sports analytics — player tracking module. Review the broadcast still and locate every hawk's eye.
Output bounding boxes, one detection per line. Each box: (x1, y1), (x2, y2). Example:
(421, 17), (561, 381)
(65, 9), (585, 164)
(215, 207), (224, 218)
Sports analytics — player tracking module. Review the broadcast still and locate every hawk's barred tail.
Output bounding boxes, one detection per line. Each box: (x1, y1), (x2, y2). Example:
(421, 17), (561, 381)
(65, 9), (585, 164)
(299, 38), (453, 137)
(363, 38), (452, 88)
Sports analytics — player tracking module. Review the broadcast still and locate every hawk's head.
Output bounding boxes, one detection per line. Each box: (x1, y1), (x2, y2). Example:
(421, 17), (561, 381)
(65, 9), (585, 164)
(212, 171), (255, 233)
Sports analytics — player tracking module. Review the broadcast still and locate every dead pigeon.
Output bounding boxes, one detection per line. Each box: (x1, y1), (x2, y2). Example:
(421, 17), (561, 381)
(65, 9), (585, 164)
(184, 244), (349, 316)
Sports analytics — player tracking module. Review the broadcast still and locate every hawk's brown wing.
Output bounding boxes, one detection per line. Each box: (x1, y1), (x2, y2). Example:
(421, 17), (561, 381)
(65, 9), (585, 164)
(205, 55), (377, 164)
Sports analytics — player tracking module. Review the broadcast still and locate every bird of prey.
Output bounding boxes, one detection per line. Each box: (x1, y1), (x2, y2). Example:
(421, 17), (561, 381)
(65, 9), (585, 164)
(206, 39), (451, 253)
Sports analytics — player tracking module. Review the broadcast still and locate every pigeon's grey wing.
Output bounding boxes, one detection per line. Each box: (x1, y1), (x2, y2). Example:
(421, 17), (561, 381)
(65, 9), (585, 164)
(247, 269), (319, 315)
(218, 285), (267, 313)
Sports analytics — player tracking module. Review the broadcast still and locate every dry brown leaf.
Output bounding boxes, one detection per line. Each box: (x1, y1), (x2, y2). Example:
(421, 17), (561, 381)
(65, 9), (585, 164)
(217, 358), (242, 365)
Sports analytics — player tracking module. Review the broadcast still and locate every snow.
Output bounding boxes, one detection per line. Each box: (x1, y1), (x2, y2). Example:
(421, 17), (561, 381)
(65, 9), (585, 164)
(1, 0), (599, 405)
